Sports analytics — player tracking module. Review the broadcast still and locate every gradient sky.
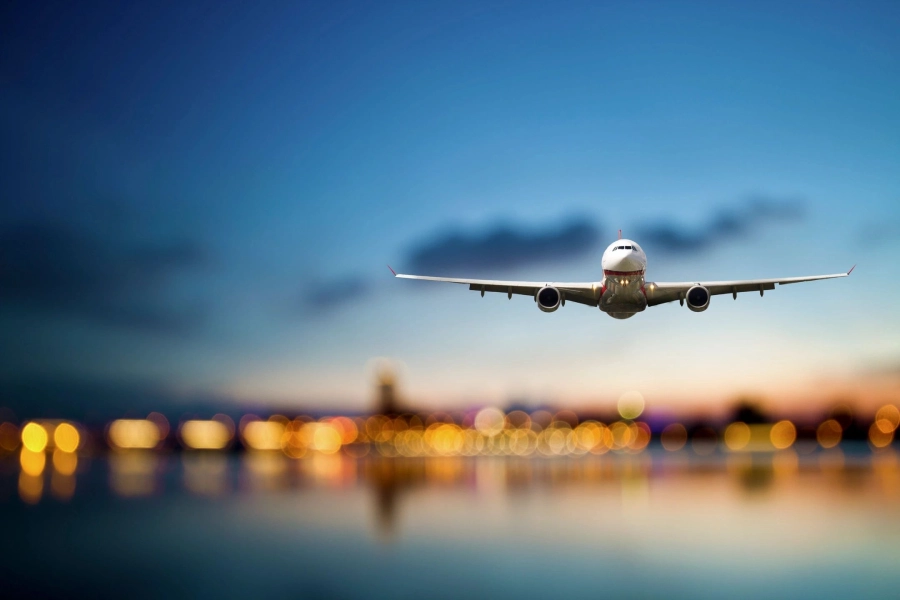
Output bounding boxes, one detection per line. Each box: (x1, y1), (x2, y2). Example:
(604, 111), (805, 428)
(2, 0), (898, 419)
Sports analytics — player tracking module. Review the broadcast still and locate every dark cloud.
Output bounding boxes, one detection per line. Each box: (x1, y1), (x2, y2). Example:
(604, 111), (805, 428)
(636, 196), (806, 254)
(0, 218), (209, 334)
(300, 275), (372, 313)
(404, 217), (600, 275)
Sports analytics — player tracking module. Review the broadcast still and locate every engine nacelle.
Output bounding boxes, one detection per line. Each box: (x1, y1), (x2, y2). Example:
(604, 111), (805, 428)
(686, 285), (710, 312)
(536, 286), (561, 313)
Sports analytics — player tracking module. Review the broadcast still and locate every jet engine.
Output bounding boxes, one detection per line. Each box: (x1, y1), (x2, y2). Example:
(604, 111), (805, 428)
(685, 285), (710, 312)
(536, 286), (561, 313)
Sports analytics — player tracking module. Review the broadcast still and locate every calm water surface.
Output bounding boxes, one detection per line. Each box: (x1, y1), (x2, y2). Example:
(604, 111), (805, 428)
(1, 448), (898, 599)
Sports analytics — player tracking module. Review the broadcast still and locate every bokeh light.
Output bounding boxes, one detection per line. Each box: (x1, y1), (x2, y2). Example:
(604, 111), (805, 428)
(311, 423), (343, 454)
(53, 423), (80, 453)
(724, 422), (751, 451)
(770, 420), (797, 450)
(0, 422), (20, 452)
(241, 419), (286, 451)
(21, 422), (48, 453)
(869, 422), (895, 449)
(629, 422), (651, 452)
(474, 407), (505, 436)
(660, 423), (687, 451)
(875, 405), (899, 434)
(816, 419), (842, 449)
(109, 419), (162, 449)
(617, 391), (645, 420)
(180, 420), (232, 450)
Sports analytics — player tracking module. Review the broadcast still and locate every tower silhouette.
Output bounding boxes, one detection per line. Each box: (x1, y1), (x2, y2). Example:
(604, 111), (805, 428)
(376, 365), (399, 416)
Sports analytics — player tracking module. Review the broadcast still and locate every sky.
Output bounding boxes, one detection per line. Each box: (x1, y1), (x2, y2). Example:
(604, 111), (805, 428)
(1, 0), (898, 420)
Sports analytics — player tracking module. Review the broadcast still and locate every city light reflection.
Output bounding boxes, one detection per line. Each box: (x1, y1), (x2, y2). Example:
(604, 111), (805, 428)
(109, 451), (160, 497)
(52, 449), (78, 476)
(20, 448), (46, 476)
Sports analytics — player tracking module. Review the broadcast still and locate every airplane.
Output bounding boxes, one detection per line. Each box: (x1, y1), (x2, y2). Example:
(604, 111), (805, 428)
(389, 231), (854, 319)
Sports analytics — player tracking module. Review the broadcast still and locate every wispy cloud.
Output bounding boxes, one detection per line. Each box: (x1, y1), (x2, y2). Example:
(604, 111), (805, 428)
(298, 275), (372, 313)
(635, 195), (806, 254)
(404, 216), (600, 275)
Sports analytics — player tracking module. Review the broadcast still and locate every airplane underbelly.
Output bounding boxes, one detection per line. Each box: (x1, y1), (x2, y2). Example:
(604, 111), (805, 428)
(599, 273), (647, 315)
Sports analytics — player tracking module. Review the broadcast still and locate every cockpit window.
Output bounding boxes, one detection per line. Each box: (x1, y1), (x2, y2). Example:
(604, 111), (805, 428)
(625, 245), (632, 249)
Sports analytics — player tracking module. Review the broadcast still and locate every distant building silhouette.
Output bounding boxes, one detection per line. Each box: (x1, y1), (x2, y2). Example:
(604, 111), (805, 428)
(730, 399), (768, 424)
(376, 365), (399, 416)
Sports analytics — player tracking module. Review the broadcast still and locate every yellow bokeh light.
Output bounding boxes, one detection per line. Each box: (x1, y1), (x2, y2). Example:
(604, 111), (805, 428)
(617, 391), (645, 420)
(312, 424), (342, 454)
(770, 420), (796, 450)
(474, 407), (505, 436)
(816, 419), (842, 449)
(21, 422), (49, 452)
(0, 422), (20, 452)
(724, 422), (751, 451)
(660, 423), (687, 451)
(869, 422), (894, 449)
(329, 416), (358, 444)
(241, 419), (286, 451)
(20, 448), (46, 476)
(609, 421), (633, 450)
(109, 419), (161, 449)
(875, 405), (899, 433)
(53, 449), (78, 476)
(180, 420), (232, 450)
(574, 422), (605, 451)
(53, 423), (80, 453)
(508, 429), (537, 456)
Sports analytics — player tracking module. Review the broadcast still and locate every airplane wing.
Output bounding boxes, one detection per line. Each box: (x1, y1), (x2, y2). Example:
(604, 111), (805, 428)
(391, 271), (601, 307)
(645, 267), (855, 307)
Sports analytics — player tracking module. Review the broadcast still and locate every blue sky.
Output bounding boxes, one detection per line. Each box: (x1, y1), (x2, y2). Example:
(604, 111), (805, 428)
(1, 0), (898, 419)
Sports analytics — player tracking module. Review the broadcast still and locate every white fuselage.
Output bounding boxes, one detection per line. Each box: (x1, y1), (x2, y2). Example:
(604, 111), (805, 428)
(598, 239), (648, 318)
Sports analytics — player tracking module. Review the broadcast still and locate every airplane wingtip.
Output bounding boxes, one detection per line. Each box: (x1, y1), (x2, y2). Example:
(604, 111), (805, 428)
(847, 264), (856, 275)
(387, 264), (397, 276)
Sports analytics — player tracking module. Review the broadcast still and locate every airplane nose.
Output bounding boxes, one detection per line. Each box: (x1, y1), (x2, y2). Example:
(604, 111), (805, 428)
(612, 251), (643, 272)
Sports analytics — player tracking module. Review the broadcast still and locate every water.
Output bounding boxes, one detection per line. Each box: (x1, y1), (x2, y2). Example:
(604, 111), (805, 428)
(1, 447), (898, 599)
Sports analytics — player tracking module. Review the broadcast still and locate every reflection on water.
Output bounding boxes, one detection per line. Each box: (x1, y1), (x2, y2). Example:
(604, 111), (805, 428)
(1, 449), (899, 599)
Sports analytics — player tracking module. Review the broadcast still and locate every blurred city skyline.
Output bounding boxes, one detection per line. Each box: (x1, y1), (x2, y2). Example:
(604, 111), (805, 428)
(2, 1), (899, 419)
